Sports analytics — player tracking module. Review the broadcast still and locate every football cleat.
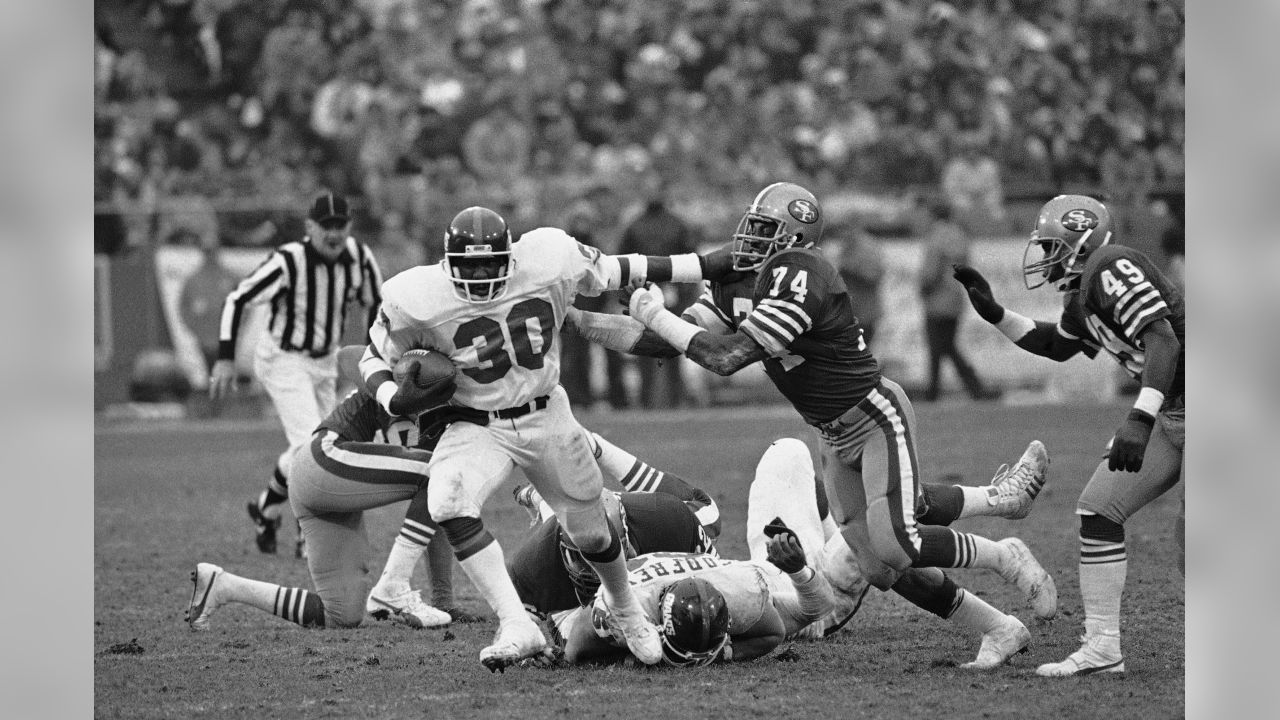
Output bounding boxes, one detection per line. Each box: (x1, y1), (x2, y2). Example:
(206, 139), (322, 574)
(185, 563), (225, 631)
(961, 615), (1031, 670)
(246, 500), (281, 555)
(609, 599), (664, 666)
(479, 620), (550, 673)
(1036, 633), (1125, 676)
(366, 588), (452, 629)
(997, 538), (1058, 620)
(986, 440), (1050, 520)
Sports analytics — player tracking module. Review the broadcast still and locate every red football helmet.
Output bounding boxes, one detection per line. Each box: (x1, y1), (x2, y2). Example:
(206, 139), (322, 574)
(730, 182), (824, 271)
(443, 206), (513, 302)
(1023, 194), (1114, 290)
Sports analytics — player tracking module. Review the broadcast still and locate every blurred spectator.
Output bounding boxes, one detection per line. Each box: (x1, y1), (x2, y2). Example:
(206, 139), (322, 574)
(1100, 126), (1157, 239)
(374, 211), (426, 281)
(461, 102), (531, 188)
(918, 200), (997, 402)
(941, 133), (1008, 236)
(178, 240), (239, 371)
(617, 183), (697, 409)
(827, 223), (885, 346)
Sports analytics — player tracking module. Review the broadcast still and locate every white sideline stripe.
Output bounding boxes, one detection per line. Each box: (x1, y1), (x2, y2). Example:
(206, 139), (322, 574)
(866, 388), (922, 552)
(321, 432), (433, 475)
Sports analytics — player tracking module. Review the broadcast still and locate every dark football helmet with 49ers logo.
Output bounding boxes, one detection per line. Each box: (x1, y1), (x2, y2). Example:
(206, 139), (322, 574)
(1023, 194), (1114, 291)
(730, 182), (825, 271)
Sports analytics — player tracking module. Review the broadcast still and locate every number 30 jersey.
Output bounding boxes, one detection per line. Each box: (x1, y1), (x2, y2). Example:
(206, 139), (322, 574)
(1058, 244), (1185, 399)
(368, 228), (619, 410)
(684, 248), (881, 425)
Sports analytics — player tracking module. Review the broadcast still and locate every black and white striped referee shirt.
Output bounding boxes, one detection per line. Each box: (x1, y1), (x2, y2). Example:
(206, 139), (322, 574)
(218, 236), (383, 361)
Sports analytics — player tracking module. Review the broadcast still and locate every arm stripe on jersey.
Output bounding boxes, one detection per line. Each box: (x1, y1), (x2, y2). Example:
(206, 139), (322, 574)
(1117, 288), (1160, 324)
(759, 298), (813, 327)
(1124, 302), (1169, 338)
(742, 314), (796, 348)
(1113, 281), (1153, 312)
(1055, 323), (1081, 340)
(756, 301), (810, 334)
(616, 256), (631, 285)
(684, 303), (733, 335)
(740, 320), (787, 355)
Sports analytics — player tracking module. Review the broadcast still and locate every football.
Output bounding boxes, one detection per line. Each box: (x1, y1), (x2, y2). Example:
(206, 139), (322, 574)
(393, 348), (458, 393)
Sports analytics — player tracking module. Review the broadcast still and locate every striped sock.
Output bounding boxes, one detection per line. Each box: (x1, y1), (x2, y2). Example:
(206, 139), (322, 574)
(591, 433), (666, 491)
(1079, 522), (1127, 638)
(273, 587), (325, 628)
(916, 526), (1006, 571)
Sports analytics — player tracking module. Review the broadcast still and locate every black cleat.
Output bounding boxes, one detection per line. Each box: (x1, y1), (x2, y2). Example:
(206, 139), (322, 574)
(247, 500), (282, 554)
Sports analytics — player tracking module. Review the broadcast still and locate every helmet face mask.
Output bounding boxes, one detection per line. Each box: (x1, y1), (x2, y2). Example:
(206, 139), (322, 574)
(658, 577), (730, 667)
(730, 182), (824, 272)
(443, 206), (513, 303)
(1023, 195), (1113, 291)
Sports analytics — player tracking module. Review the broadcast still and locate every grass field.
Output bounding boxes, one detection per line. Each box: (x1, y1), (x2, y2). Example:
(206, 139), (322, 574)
(94, 400), (1184, 719)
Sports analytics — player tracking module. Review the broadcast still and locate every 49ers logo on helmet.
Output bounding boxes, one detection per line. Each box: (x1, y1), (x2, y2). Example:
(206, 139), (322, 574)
(788, 199), (818, 224)
(1060, 209), (1099, 232)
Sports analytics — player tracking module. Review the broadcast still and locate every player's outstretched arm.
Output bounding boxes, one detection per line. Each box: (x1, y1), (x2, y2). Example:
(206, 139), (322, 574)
(952, 264), (1085, 361)
(564, 306), (682, 359)
(610, 242), (738, 286)
(627, 286), (766, 375)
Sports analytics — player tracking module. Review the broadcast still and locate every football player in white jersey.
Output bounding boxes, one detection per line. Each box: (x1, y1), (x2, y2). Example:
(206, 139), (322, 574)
(954, 194), (1185, 676)
(358, 206), (716, 671)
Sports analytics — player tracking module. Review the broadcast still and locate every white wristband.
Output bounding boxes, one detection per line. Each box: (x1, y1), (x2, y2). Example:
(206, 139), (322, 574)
(647, 308), (706, 353)
(995, 310), (1036, 341)
(787, 566), (816, 584)
(669, 253), (703, 282)
(376, 381), (398, 414)
(1133, 387), (1165, 417)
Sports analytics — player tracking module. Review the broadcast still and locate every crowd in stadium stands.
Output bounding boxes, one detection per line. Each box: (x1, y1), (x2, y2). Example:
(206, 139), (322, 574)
(94, 0), (1184, 254)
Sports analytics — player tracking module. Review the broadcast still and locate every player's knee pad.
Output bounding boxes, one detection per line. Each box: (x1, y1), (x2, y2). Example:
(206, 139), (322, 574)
(1079, 512), (1125, 543)
(558, 504), (613, 555)
(426, 465), (482, 521)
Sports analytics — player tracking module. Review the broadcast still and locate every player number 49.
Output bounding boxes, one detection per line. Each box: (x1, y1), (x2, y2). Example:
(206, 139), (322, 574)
(1100, 259), (1146, 297)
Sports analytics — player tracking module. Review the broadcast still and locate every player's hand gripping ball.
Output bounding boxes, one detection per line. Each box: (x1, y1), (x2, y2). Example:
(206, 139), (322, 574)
(389, 349), (457, 416)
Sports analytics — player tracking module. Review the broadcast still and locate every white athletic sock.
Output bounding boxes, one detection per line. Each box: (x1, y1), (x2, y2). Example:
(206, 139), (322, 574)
(591, 433), (656, 489)
(589, 550), (640, 612)
(375, 536), (425, 593)
(1080, 557), (1126, 638)
(219, 571), (283, 614)
(951, 531), (1008, 571)
(957, 486), (998, 519)
(456, 542), (528, 626)
(946, 589), (1005, 634)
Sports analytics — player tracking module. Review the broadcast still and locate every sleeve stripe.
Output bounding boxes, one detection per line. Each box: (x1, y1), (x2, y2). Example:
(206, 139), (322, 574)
(754, 304), (807, 335)
(739, 319), (787, 355)
(696, 296), (733, 326)
(616, 255), (631, 285)
(1114, 280), (1153, 302)
(1124, 302), (1169, 338)
(742, 313), (796, 346)
(1055, 323), (1080, 340)
(1117, 289), (1161, 324)
(759, 297), (813, 326)
(683, 303), (732, 335)
(1114, 281), (1154, 312)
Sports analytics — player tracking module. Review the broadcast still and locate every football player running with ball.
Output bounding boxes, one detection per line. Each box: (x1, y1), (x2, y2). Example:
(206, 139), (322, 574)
(626, 182), (1057, 670)
(358, 206), (726, 671)
(953, 194), (1185, 676)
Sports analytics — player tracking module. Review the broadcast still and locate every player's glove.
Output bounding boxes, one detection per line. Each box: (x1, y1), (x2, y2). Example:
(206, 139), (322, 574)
(1108, 411), (1153, 472)
(627, 283), (667, 326)
(388, 360), (454, 417)
(765, 526), (808, 574)
(952, 264), (1005, 324)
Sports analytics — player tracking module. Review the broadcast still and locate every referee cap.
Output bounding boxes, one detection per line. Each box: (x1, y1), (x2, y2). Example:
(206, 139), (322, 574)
(309, 193), (350, 223)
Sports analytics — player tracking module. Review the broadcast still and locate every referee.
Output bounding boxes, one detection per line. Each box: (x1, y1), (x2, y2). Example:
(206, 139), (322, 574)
(210, 193), (384, 555)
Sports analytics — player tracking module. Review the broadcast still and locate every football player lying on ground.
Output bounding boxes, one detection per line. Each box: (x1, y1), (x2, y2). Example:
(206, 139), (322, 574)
(556, 542), (832, 666)
(186, 347), (468, 631)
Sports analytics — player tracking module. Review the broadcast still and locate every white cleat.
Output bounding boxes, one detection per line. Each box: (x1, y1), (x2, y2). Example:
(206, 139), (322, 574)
(610, 601), (664, 665)
(479, 619), (550, 673)
(366, 588), (452, 629)
(997, 538), (1058, 620)
(986, 441), (1050, 520)
(961, 615), (1031, 670)
(1036, 634), (1125, 676)
(185, 563), (225, 631)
